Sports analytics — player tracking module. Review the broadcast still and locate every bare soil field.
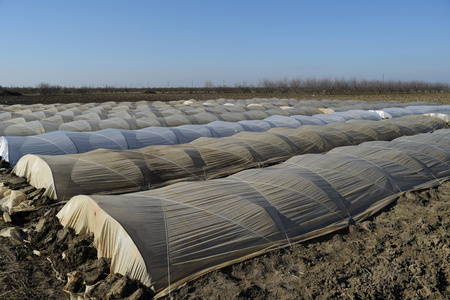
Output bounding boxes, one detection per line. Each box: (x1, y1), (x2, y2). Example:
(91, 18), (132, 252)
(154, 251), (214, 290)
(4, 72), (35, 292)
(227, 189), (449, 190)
(0, 167), (448, 299)
(1, 91), (450, 105)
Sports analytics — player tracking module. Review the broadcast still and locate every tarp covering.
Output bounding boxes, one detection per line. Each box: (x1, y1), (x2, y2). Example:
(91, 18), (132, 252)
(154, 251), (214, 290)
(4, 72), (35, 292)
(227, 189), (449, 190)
(57, 129), (450, 297)
(1, 110), (382, 166)
(13, 116), (447, 200)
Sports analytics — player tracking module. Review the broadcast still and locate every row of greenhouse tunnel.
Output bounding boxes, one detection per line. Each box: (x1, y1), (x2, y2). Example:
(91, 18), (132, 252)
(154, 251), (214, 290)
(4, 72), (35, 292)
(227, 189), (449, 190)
(0, 99), (448, 135)
(0, 98), (449, 298)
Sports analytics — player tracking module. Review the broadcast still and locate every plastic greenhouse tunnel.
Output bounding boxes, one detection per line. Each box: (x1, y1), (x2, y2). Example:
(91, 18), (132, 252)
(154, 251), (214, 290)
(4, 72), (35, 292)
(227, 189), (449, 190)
(56, 129), (450, 298)
(12, 115), (447, 201)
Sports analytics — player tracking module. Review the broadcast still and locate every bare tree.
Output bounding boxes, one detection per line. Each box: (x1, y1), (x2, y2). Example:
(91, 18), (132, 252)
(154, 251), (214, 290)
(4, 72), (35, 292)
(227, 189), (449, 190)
(37, 82), (62, 95)
(204, 80), (215, 88)
(289, 78), (302, 92)
(261, 78), (277, 93)
(274, 78), (290, 93)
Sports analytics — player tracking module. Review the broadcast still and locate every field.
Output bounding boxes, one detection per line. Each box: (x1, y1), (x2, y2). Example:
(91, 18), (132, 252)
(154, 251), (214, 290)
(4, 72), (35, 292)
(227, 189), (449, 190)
(1, 90), (450, 105)
(0, 93), (449, 299)
(0, 172), (448, 299)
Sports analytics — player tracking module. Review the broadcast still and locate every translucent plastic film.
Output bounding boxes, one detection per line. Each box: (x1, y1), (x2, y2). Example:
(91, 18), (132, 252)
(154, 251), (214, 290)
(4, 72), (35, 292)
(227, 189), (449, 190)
(57, 129), (450, 297)
(0, 100), (447, 135)
(14, 116), (447, 200)
(1, 109), (382, 166)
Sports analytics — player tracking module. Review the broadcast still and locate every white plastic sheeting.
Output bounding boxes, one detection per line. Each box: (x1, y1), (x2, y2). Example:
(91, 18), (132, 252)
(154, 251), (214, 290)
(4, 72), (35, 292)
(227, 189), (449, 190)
(1, 110), (382, 166)
(13, 116), (447, 200)
(57, 129), (450, 297)
(0, 99), (432, 116)
(0, 99), (441, 135)
(0, 103), (322, 136)
(372, 105), (450, 119)
(423, 110), (450, 122)
(326, 101), (437, 112)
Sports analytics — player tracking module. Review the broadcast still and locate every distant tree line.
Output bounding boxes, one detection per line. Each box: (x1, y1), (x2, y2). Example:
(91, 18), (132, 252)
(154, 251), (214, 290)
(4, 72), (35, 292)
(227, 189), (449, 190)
(1, 77), (449, 96)
(231, 77), (450, 94)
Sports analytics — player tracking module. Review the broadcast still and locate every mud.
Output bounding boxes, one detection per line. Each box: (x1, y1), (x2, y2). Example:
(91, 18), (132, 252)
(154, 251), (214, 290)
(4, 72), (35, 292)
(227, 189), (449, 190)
(0, 168), (449, 300)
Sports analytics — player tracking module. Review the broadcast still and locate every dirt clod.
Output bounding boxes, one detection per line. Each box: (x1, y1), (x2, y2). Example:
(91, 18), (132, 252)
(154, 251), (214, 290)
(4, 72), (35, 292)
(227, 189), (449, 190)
(82, 258), (111, 285)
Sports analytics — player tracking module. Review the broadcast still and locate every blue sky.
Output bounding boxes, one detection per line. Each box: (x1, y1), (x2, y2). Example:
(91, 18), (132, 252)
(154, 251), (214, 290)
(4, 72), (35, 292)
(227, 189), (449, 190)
(1, 0), (449, 87)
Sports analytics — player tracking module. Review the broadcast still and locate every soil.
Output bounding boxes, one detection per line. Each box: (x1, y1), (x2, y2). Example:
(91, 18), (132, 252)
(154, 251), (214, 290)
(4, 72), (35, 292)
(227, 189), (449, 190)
(0, 91), (449, 105)
(0, 171), (154, 300)
(0, 168), (448, 299)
